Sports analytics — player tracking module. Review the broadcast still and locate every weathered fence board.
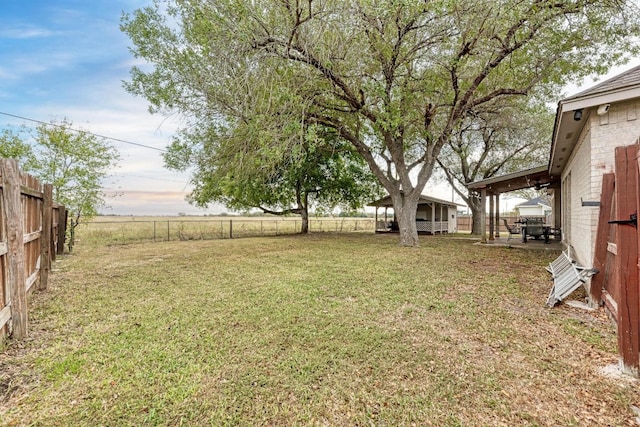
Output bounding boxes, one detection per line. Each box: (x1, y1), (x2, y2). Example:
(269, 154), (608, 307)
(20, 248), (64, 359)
(590, 173), (615, 306)
(0, 159), (66, 342)
(456, 215), (520, 232)
(2, 159), (28, 339)
(591, 143), (640, 377)
(614, 144), (640, 376)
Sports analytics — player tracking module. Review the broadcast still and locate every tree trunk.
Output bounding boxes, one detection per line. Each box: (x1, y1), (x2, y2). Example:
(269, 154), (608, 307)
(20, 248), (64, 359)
(69, 222), (75, 252)
(469, 194), (483, 235)
(300, 206), (309, 234)
(391, 194), (420, 247)
(299, 189), (309, 234)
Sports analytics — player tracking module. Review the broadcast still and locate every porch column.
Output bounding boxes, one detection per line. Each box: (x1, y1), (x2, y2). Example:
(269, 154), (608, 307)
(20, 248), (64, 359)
(488, 192), (495, 241)
(375, 206), (379, 232)
(552, 186), (562, 230)
(480, 189), (487, 243)
(495, 193), (500, 238)
(431, 202), (435, 235)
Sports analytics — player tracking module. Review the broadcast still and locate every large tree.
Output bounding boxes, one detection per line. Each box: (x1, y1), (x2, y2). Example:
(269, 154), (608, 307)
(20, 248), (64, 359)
(122, 0), (639, 246)
(165, 124), (383, 232)
(437, 97), (555, 234)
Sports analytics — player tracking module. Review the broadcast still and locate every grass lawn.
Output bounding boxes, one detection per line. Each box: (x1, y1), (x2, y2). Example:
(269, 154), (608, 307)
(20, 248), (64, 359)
(0, 234), (638, 426)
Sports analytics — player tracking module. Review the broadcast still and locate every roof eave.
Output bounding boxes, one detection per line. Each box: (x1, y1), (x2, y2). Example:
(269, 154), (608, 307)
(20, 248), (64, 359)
(467, 165), (549, 190)
(550, 84), (640, 175)
(562, 85), (640, 112)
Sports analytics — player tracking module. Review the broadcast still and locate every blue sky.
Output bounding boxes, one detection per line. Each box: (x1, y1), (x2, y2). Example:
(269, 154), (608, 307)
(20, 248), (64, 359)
(0, 0), (224, 216)
(1, 1), (638, 216)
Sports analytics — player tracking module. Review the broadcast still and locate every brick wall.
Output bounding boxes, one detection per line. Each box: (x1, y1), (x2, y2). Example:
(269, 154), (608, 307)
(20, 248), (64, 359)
(565, 124), (592, 266)
(564, 99), (640, 266)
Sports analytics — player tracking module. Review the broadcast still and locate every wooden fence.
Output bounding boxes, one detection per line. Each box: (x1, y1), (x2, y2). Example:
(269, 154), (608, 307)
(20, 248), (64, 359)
(456, 215), (519, 232)
(589, 142), (640, 376)
(0, 159), (66, 342)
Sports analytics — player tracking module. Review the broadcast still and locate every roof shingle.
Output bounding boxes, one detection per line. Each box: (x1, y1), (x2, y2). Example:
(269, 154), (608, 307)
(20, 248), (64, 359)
(565, 64), (640, 101)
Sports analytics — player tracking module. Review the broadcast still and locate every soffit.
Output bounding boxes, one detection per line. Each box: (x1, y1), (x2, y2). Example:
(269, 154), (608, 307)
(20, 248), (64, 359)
(467, 166), (558, 194)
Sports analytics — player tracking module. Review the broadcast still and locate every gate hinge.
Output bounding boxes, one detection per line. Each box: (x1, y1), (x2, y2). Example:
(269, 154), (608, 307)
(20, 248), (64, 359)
(608, 212), (638, 228)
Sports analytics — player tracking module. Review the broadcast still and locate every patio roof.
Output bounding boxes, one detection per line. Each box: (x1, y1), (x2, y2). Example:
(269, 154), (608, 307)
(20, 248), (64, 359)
(517, 196), (551, 208)
(369, 194), (460, 208)
(467, 165), (559, 194)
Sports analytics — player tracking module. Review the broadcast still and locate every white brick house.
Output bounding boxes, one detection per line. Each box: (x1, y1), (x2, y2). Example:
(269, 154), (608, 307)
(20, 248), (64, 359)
(468, 65), (640, 268)
(551, 65), (640, 266)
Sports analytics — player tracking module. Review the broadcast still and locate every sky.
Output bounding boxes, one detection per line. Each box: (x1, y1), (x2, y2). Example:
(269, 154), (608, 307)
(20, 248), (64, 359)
(0, 0), (226, 216)
(1, 1), (638, 216)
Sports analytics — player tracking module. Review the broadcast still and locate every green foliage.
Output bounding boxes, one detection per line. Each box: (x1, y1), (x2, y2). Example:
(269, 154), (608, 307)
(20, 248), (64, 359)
(0, 127), (38, 171)
(165, 123), (383, 229)
(121, 0), (640, 245)
(437, 96), (555, 215)
(1, 120), (121, 241)
(28, 119), (121, 249)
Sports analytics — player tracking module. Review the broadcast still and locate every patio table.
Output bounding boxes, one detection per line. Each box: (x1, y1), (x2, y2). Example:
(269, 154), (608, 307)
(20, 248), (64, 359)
(520, 223), (551, 243)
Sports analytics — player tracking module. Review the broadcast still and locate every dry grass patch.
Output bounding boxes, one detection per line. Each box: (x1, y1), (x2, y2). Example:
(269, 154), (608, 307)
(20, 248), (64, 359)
(0, 234), (638, 426)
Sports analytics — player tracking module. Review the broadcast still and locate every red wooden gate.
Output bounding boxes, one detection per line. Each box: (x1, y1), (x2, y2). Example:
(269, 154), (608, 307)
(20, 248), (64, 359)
(591, 143), (640, 375)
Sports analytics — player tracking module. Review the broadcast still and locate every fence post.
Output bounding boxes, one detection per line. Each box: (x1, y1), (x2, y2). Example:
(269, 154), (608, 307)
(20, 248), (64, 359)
(229, 220), (233, 239)
(39, 184), (53, 291)
(167, 221), (170, 241)
(1, 159), (28, 338)
(56, 208), (66, 255)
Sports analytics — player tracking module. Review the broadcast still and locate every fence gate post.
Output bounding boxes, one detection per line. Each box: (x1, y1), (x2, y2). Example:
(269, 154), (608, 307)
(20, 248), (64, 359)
(39, 184), (53, 291)
(590, 173), (615, 306)
(614, 144), (639, 376)
(1, 159), (28, 338)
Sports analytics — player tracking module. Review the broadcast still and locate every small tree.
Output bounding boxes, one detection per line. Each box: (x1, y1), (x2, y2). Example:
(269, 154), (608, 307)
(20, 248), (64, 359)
(166, 125), (383, 232)
(0, 128), (38, 171)
(31, 119), (121, 250)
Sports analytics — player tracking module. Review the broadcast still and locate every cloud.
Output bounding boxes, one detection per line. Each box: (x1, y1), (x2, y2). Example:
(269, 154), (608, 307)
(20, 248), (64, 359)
(0, 25), (54, 39)
(104, 190), (189, 200)
(100, 190), (225, 216)
(0, 1), (214, 216)
(0, 67), (15, 80)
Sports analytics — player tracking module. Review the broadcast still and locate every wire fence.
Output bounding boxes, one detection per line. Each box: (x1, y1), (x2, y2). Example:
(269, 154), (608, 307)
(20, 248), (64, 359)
(77, 217), (376, 246)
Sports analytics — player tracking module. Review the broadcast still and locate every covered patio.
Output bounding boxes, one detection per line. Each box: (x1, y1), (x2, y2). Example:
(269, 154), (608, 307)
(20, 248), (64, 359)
(369, 194), (460, 235)
(475, 235), (564, 251)
(467, 166), (561, 244)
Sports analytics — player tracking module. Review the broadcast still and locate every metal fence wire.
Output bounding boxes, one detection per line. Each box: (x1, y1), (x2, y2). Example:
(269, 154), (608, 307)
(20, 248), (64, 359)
(77, 218), (376, 245)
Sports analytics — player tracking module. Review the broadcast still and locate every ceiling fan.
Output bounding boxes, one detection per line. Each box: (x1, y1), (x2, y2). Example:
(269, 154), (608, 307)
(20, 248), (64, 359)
(534, 181), (551, 190)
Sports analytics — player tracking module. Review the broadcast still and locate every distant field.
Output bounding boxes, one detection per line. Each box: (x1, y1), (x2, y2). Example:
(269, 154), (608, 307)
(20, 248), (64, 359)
(77, 216), (376, 245)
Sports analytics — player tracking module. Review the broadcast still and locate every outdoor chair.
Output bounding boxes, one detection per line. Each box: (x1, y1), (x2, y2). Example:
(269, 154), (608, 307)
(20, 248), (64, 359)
(502, 219), (520, 241)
